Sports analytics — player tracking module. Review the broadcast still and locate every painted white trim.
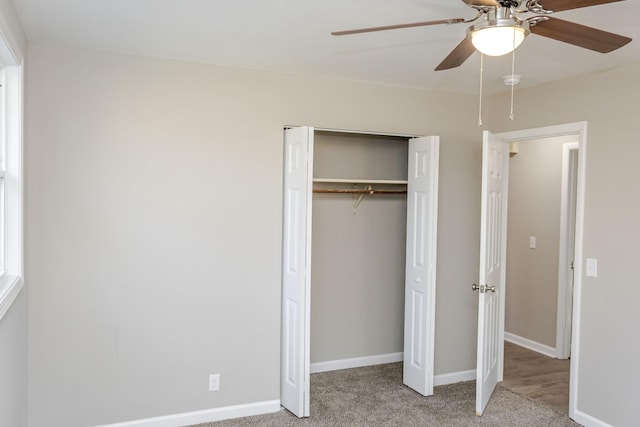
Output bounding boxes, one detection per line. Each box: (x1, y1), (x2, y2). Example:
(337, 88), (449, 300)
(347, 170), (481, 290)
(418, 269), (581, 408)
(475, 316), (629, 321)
(496, 121), (587, 421)
(572, 410), (614, 427)
(0, 275), (22, 322)
(5, 66), (24, 279)
(97, 400), (281, 427)
(556, 142), (579, 359)
(0, 12), (23, 66)
(286, 125), (421, 139)
(310, 352), (403, 374)
(310, 355), (475, 388)
(0, 48), (24, 322)
(434, 369), (476, 386)
(504, 332), (556, 358)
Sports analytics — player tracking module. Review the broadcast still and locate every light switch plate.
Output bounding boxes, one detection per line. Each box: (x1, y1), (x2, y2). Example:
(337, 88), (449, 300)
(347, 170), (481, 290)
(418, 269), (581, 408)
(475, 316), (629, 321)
(586, 258), (598, 277)
(529, 236), (536, 249)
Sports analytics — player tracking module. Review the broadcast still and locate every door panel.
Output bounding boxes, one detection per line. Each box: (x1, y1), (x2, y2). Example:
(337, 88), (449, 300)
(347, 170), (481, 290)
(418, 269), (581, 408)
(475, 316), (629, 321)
(281, 126), (313, 417)
(403, 136), (439, 396)
(476, 131), (509, 415)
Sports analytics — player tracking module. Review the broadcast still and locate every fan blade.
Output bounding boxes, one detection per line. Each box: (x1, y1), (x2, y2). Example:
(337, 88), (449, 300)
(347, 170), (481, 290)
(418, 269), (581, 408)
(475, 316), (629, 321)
(537, 0), (624, 13)
(461, 0), (499, 7)
(435, 38), (476, 71)
(530, 17), (631, 53)
(331, 18), (465, 36)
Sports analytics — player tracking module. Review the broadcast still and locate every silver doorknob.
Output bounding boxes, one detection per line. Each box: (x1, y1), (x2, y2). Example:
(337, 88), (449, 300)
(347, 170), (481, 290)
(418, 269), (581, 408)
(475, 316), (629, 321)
(472, 284), (496, 293)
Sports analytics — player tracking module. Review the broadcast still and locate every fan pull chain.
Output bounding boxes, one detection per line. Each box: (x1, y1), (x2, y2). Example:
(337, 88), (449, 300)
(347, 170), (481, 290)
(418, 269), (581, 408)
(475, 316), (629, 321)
(509, 28), (517, 121)
(478, 53), (484, 127)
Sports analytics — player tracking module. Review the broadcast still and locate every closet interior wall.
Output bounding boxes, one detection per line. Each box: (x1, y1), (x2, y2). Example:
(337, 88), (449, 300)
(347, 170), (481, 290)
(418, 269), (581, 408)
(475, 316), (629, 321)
(310, 131), (409, 365)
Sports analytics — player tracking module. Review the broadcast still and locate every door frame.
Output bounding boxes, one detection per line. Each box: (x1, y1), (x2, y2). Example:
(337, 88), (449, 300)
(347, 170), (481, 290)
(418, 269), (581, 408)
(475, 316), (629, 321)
(280, 127), (439, 416)
(556, 142), (579, 359)
(495, 122), (586, 420)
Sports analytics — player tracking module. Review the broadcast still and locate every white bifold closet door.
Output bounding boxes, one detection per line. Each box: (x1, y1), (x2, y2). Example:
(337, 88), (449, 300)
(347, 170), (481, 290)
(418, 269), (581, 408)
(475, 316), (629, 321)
(402, 135), (439, 396)
(281, 127), (439, 417)
(281, 126), (314, 418)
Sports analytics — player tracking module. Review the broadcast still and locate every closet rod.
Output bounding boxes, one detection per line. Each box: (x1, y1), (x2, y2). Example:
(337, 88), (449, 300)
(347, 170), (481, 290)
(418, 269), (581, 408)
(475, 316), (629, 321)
(313, 188), (407, 194)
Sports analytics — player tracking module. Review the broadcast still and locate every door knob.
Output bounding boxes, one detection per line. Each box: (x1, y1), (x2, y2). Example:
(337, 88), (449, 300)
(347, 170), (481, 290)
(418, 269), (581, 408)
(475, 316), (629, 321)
(472, 284), (496, 293)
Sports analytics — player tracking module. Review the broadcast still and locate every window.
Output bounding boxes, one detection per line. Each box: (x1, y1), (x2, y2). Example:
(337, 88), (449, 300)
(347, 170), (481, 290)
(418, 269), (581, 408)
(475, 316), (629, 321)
(0, 53), (24, 321)
(0, 68), (6, 277)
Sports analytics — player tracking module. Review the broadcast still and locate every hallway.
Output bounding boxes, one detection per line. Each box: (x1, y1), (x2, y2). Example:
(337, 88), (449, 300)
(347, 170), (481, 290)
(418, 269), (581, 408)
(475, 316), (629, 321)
(503, 341), (571, 414)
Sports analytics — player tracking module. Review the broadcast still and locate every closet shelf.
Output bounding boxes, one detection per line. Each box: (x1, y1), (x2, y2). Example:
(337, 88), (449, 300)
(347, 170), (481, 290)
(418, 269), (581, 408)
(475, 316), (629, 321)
(313, 178), (408, 185)
(313, 188), (406, 195)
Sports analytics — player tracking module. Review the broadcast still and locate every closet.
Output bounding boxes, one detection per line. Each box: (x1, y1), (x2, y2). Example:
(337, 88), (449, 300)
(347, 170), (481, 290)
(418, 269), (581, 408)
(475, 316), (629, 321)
(311, 131), (408, 370)
(281, 126), (439, 418)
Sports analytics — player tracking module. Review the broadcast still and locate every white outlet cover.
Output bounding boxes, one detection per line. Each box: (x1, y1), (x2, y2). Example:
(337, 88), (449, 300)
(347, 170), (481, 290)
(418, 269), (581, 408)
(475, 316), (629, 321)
(586, 258), (598, 278)
(529, 236), (536, 249)
(209, 374), (220, 391)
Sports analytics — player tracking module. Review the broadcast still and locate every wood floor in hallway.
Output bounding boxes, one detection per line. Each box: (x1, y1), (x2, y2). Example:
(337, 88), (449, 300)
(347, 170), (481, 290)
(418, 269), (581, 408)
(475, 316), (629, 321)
(502, 341), (571, 414)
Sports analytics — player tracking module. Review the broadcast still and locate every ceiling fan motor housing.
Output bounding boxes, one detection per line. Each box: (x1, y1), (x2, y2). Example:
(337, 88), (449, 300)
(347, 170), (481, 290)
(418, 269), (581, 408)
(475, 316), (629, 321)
(467, 6), (531, 56)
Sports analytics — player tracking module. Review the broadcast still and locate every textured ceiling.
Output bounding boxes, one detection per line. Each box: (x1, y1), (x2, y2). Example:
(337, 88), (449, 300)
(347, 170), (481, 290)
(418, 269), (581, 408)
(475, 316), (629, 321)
(10, 0), (640, 95)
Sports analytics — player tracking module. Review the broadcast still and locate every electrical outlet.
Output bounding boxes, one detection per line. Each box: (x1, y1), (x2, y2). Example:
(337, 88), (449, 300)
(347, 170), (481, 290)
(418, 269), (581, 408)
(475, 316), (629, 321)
(209, 374), (220, 392)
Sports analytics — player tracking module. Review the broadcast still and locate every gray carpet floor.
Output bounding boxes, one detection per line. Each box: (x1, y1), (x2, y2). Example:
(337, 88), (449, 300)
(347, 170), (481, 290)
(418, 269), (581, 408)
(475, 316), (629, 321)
(194, 363), (580, 426)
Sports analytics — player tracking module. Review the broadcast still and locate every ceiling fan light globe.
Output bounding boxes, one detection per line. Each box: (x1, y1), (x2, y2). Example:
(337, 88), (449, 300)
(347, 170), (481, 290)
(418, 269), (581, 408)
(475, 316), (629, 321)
(470, 26), (527, 56)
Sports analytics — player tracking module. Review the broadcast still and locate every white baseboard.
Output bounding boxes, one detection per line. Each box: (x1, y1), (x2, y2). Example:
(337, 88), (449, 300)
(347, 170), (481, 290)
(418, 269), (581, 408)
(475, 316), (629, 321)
(505, 332), (557, 358)
(572, 409), (614, 427)
(310, 352), (403, 374)
(311, 354), (475, 388)
(98, 400), (281, 427)
(434, 369), (476, 386)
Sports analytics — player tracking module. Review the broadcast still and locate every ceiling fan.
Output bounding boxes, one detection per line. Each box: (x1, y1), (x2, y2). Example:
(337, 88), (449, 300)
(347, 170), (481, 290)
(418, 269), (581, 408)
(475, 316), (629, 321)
(331, 0), (632, 71)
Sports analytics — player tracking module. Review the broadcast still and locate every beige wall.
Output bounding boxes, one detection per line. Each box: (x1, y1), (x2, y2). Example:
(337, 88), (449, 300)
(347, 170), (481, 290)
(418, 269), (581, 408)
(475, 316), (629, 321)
(26, 43), (483, 426)
(24, 37), (640, 427)
(505, 136), (575, 348)
(0, 291), (27, 427)
(488, 63), (640, 427)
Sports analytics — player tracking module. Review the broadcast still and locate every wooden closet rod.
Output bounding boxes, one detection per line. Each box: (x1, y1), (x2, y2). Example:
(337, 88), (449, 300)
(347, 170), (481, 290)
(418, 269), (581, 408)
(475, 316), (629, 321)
(313, 188), (407, 194)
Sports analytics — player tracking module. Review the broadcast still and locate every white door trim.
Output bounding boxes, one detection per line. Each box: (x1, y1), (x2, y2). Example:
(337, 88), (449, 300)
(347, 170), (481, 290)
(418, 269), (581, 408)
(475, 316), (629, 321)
(496, 122), (587, 420)
(556, 142), (579, 359)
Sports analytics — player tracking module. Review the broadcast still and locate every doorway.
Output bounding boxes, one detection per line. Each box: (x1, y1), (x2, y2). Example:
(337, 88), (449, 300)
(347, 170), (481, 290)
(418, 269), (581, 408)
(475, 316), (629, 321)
(502, 136), (578, 413)
(475, 122), (587, 420)
(503, 136), (579, 357)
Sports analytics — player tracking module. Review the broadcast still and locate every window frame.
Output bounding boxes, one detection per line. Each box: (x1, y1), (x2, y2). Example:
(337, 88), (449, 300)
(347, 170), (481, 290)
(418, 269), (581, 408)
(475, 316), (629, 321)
(0, 39), (24, 322)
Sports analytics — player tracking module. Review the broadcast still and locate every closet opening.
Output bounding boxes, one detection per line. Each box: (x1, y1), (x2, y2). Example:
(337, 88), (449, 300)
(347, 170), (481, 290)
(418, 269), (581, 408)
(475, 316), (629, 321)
(310, 131), (408, 374)
(281, 126), (439, 417)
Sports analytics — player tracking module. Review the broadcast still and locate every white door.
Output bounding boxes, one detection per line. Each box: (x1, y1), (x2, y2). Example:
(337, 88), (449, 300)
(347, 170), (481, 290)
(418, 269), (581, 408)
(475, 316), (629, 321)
(403, 136), (439, 396)
(475, 131), (509, 415)
(281, 126), (314, 417)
